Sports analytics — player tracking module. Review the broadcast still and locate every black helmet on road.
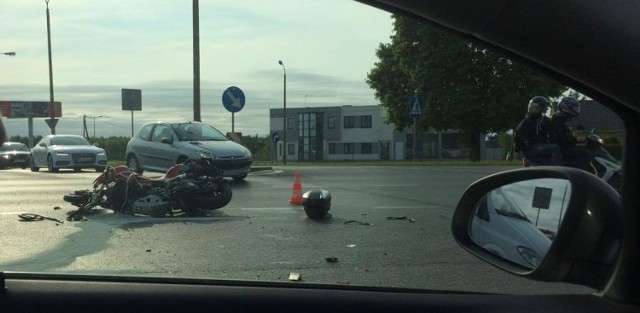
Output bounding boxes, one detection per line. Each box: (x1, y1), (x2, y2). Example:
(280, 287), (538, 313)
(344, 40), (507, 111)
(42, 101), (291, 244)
(528, 96), (549, 115)
(302, 190), (332, 220)
(558, 97), (581, 117)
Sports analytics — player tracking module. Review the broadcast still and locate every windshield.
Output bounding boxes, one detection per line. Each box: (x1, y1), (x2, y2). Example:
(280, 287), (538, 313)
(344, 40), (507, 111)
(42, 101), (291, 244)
(51, 136), (90, 146)
(0, 143), (28, 151)
(490, 189), (530, 221)
(0, 0), (624, 297)
(172, 123), (227, 142)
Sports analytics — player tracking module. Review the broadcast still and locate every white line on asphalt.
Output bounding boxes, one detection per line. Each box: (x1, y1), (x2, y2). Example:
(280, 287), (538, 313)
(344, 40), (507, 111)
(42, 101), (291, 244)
(371, 205), (440, 209)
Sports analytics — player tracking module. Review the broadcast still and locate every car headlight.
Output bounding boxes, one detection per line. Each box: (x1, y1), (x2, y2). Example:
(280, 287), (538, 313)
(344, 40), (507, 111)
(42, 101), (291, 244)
(517, 246), (543, 268)
(197, 151), (213, 159)
(97, 152), (106, 156)
(2, 154), (11, 160)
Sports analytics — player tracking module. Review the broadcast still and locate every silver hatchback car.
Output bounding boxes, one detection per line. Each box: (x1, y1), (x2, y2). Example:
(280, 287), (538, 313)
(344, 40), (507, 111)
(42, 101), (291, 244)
(125, 121), (253, 180)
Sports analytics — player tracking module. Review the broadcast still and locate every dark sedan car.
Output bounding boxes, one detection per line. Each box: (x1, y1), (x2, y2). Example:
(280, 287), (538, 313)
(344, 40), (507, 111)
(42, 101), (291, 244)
(0, 142), (30, 169)
(125, 121), (253, 180)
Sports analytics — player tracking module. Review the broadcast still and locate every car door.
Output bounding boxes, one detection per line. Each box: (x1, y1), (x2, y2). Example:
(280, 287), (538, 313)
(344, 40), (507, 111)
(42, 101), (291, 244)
(30, 139), (49, 167)
(146, 124), (177, 171)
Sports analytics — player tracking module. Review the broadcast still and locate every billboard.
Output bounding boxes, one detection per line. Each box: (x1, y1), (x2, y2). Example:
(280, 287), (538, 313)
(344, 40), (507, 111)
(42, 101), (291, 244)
(0, 101), (62, 118)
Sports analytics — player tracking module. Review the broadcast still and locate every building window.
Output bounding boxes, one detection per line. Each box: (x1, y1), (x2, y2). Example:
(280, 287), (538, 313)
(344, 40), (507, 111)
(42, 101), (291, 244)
(328, 116), (335, 129)
(344, 116), (354, 129)
(287, 117), (294, 130)
(328, 143), (337, 154)
(344, 143), (354, 154)
(361, 142), (372, 154)
(288, 143), (295, 155)
(361, 115), (372, 128)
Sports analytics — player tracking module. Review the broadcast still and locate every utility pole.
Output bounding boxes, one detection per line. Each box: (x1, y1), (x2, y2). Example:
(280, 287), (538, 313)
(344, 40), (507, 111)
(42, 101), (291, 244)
(45, 0), (57, 134)
(193, 0), (201, 122)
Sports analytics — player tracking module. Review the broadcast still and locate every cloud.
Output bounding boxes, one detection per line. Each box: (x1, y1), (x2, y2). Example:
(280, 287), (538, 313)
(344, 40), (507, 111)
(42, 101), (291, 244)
(0, 0), (392, 139)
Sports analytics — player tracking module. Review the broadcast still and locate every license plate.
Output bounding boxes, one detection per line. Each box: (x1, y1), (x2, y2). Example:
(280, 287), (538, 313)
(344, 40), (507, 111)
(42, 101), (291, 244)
(224, 169), (242, 176)
(78, 157), (93, 162)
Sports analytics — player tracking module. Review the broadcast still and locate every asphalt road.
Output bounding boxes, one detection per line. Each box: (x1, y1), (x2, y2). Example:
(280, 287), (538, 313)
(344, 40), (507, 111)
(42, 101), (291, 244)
(0, 165), (593, 295)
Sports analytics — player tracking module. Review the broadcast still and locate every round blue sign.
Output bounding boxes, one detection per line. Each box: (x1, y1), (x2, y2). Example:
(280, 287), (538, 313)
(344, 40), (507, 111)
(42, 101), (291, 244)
(222, 86), (245, 113)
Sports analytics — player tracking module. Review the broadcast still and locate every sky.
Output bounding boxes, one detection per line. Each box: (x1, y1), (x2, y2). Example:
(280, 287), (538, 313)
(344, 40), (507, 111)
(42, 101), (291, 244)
(0, 0), (393, 138)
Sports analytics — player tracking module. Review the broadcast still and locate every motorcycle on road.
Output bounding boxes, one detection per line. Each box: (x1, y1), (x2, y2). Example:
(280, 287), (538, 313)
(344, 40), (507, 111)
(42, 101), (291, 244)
(522, 126), (622, 192)
(63, 157), (232, 221)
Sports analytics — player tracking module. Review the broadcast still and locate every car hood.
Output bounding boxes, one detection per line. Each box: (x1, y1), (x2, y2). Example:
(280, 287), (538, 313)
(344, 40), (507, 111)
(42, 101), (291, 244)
(499, 216), (552, 256)
(51, 145), (105, 153)
(0, 151), (31, 155)
(180, 140), (249, 158)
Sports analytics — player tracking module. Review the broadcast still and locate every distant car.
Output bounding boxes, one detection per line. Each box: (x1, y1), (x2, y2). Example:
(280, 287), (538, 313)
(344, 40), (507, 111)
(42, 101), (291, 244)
(125, 121), (253, 180)
(30, 135), (108, 172)
(0, 142), (31, 169)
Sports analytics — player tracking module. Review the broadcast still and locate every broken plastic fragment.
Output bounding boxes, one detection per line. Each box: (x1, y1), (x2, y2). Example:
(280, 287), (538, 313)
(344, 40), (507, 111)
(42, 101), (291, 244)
(288, 272), (302, 281)
(346, 244), (357, 248)
(386, 216), (416, 223)
(344, 220), (372, 226)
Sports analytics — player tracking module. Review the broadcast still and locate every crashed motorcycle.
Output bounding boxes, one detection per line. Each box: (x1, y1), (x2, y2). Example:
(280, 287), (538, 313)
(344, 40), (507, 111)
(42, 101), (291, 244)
(63, 157), (232, 221)
(522, 127), (622, 192)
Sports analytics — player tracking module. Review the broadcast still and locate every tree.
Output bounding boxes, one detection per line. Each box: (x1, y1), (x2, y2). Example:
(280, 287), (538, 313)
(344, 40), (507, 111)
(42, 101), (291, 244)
(241, 135), (271, 162)
(367, 15), (565, 161)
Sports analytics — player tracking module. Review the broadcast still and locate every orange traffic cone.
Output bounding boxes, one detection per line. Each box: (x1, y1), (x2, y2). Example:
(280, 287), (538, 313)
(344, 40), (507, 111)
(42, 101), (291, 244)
(289, 172), (303, 205)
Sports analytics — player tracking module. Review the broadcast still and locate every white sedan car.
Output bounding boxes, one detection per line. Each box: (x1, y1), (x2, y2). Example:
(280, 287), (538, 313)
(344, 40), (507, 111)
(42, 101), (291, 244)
(30, 135), (108, 172)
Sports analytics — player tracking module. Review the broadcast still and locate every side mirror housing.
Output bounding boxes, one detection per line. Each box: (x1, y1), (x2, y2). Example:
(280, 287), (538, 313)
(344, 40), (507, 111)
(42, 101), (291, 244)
(451, 167), (622, 290)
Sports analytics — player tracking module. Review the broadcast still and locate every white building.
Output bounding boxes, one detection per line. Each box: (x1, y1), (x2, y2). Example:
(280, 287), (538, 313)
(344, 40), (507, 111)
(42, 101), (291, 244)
(269, 104), (497, 162)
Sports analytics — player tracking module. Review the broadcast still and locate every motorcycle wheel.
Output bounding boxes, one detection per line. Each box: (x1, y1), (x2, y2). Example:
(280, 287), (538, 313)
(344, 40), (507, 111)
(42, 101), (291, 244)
(209, 183), (233, 210)
(63, 190), (91, 207)
(183, 183), (233, 216)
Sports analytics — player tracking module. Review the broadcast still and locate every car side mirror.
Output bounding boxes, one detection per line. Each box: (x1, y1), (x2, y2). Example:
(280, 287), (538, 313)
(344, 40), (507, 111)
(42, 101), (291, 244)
(161, 137), (173, 144)
(93, 142), (100, 147)
(451, 167), (622, 290)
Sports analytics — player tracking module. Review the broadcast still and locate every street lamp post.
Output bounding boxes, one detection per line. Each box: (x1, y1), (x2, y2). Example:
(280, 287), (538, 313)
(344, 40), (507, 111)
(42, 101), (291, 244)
(92, 115), (103, 138)
(278, 60), (287, 165)
(1, 52), (16, 56)
(45, 0), (56, 134)
(83, 115), (103, 139)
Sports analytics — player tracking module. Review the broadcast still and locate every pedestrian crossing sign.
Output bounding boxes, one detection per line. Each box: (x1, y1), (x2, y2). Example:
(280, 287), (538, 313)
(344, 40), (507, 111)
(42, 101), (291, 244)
(409, 96), (423, 117)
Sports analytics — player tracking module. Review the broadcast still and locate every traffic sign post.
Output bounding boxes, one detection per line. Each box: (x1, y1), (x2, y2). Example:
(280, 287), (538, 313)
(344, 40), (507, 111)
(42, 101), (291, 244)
(409, 96), (424, 160)
(222, 86), (246, 133)
(271, 131), (280, 163)
(122, 89), (142, 137)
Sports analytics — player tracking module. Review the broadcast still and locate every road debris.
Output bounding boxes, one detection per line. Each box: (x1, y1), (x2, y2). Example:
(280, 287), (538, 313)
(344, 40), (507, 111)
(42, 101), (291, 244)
(346, 244), (357, 248)
(344, 220), (372, 226)
(325, 257), (339, 263)
(386, 216), (416, 223)
(18, 213), (64, 224)
(288, 272), (302, 281)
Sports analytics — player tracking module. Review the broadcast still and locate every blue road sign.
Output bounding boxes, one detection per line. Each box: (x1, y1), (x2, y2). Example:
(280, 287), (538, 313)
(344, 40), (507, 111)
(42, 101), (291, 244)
(271, 131), (280, 143)
(409, 96), (424, 117)
(222, 86), (245, 113)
